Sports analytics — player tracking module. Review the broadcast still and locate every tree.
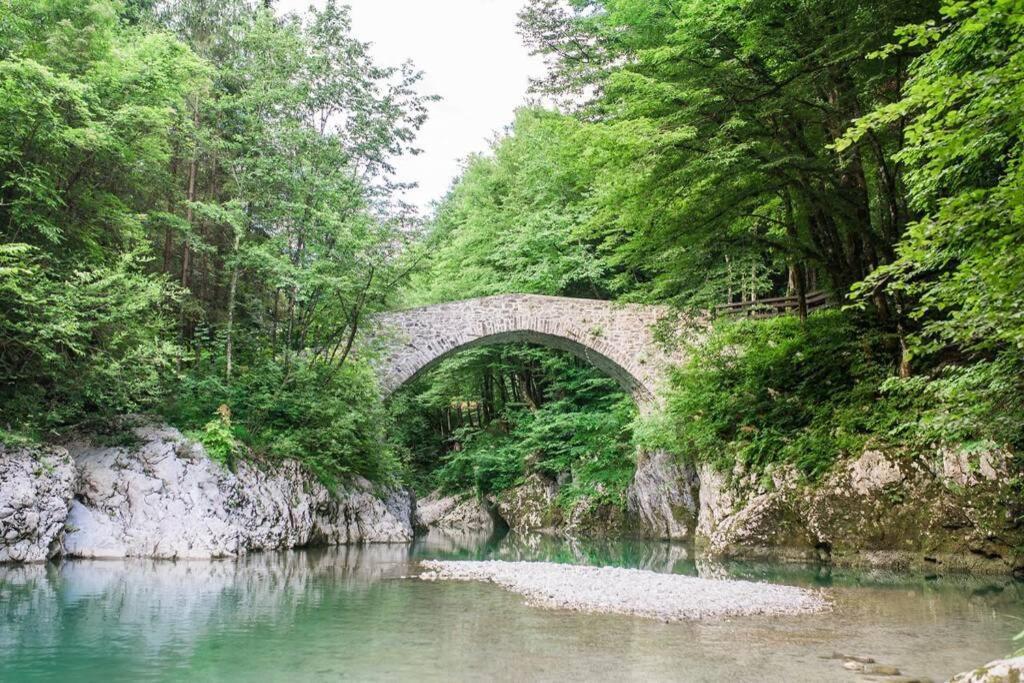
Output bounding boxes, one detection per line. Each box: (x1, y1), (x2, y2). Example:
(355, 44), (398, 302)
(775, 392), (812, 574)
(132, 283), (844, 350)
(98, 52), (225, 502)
(518, 0), (938, 313)
(0, 0), (204, 432)
(842, 0), (1024, 357)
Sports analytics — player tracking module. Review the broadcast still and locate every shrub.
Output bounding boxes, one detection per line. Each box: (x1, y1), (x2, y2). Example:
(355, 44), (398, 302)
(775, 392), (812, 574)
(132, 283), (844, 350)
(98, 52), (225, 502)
(168, 358), (399, 488)
(666, 309), (1024, 479)
(199, 405), (239, 469)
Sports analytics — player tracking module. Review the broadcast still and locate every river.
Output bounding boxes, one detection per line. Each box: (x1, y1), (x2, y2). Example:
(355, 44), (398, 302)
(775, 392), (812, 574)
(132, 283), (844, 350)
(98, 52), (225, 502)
(1, 529), (1021, 681)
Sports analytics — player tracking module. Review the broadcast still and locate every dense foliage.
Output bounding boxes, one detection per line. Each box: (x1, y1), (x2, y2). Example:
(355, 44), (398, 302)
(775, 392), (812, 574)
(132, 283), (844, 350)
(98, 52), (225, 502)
(0, 0), (432, 483)
(393, 0), (1024, 499)
(2, 0), (1022, 499)
(660, 310), (1024, 480)
(390, 344), (637, 508)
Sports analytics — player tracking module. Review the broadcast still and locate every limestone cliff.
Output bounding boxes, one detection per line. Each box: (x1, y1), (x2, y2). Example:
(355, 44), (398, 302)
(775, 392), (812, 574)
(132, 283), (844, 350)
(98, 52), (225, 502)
(695, 447), (1023, 575)
(0, 423), (413, 563)
(0, 447), (76, 562)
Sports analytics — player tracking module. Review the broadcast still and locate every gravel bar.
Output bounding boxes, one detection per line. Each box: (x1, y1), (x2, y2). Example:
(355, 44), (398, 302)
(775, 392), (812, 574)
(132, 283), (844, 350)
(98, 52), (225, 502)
(418, 560), (829, 621)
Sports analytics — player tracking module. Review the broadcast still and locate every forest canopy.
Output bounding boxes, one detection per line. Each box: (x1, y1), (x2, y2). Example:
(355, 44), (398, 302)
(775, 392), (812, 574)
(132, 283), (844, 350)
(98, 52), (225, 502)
(393, 0), (1024, 498)
(0, 0), (434, 482)
(1, 0), (1021, 496)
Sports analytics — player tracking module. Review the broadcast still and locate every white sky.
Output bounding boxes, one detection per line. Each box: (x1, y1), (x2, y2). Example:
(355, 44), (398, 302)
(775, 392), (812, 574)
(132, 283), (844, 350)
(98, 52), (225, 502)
(278, 0), (545, 214)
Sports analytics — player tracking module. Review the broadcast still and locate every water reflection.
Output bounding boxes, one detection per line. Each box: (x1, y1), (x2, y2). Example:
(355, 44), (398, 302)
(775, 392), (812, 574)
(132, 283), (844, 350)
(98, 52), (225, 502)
(0, 534), (1021, 682)
(0, 545), (415, 678)
(412, 528), (693, 574)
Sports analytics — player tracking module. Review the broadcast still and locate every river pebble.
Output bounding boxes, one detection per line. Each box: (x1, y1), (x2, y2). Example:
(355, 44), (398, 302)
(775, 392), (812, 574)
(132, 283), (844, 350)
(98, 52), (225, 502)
(418, 559), (829, 621)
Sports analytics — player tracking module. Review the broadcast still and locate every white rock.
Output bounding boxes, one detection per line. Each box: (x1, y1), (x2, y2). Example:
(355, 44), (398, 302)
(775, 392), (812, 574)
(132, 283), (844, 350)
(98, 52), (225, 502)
(60, 423), (413, 560)
(939, 447), (1006, 486)
(948, 656), (1024, 682)
(416, 491), (496, 532)
(0, 447), (76, 563)
(849, 450), (903, 496)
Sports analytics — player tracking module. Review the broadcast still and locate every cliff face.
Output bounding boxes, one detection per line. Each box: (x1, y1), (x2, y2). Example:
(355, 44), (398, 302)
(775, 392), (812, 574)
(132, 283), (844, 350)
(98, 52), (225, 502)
(694, 447), (1023, 575)
(0, 447), (76, 562)
(441, 445), (1022, 575)
(4, 425), (1021, 574)
(0, 424), (413, 563)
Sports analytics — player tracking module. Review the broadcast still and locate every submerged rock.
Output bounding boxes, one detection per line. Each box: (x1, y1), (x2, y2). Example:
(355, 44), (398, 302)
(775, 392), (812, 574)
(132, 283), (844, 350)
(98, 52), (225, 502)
(1, 423), (413, 563)
(0, 447), (76, 562)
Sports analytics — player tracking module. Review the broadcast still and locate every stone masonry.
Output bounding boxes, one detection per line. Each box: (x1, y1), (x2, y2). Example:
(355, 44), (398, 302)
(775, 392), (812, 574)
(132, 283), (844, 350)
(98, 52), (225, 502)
(368, 294), (696, 405)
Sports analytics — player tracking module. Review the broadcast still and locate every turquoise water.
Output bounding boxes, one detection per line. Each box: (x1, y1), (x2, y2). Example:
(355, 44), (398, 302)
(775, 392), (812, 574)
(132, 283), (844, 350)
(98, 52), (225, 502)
(1, 530), (1021, 682)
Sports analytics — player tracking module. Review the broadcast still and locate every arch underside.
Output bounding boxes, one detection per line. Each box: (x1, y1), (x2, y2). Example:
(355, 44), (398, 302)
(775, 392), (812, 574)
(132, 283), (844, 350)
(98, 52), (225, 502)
(382, 329), (655, 404)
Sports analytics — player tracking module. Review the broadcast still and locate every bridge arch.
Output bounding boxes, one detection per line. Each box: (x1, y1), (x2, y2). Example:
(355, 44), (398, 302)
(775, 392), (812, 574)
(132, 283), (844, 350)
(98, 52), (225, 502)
(367, 294), (688, 406)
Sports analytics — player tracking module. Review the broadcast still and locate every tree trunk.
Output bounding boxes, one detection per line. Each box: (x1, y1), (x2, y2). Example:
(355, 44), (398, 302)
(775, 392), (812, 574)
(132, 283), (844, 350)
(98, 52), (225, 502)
(225, 230), (241, 382)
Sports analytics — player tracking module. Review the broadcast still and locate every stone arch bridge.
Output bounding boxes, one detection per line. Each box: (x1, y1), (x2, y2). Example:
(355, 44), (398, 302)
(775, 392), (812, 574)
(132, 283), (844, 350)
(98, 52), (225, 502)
(366, 294), (697, 406)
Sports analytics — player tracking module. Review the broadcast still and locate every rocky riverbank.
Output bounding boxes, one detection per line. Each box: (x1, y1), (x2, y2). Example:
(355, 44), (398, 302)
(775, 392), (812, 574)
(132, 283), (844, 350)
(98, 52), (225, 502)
(695, 447), (1024, 575)
(417, 445), (1023, 576)
(413, 450), (698, 542)
(4, 422), (1021, 575)
(949, 657), (1024, 682)
(0, 423), (413, 563)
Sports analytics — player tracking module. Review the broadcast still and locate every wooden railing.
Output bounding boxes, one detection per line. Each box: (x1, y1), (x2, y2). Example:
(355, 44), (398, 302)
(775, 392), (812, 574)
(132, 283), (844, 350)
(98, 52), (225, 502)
(715, 290), (830, 318)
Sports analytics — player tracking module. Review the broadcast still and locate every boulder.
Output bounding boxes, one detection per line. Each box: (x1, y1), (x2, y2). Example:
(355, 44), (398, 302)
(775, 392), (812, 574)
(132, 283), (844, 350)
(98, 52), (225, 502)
(496, 473), (561, 533)
(415, 491), (497, 533)
(696, 463), (820, 562)
(948, 656), (1024, 682)
(0, 446), (76, 562)
(563, 491), (629, 537)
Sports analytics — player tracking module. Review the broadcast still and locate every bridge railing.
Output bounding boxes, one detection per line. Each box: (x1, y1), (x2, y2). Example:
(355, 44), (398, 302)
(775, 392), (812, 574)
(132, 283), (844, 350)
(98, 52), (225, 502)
(714, 290), (830, 319)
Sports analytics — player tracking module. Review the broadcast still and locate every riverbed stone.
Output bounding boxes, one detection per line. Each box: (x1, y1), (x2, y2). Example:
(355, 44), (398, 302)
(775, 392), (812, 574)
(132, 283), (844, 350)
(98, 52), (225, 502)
(418, 559), (828, 621)
(0, 446), (76, 562)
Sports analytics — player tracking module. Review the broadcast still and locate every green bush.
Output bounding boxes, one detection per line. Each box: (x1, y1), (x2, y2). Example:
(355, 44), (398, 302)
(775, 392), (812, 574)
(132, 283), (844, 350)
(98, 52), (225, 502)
(432, 429), (526, 496)
(198, 405), (239, 469)
(666, 309), (1024, 479)
(666, 310), (898, 478)
(168, 358), (399, 488)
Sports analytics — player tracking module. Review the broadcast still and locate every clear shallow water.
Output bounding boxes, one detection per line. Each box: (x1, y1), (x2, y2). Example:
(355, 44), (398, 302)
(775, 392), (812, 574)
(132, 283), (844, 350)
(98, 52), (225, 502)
(1, 530), (1021, 682)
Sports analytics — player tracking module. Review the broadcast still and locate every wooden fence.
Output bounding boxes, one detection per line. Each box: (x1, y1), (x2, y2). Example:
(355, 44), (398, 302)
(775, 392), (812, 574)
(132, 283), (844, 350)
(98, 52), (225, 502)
(714, 290), (830, 318)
